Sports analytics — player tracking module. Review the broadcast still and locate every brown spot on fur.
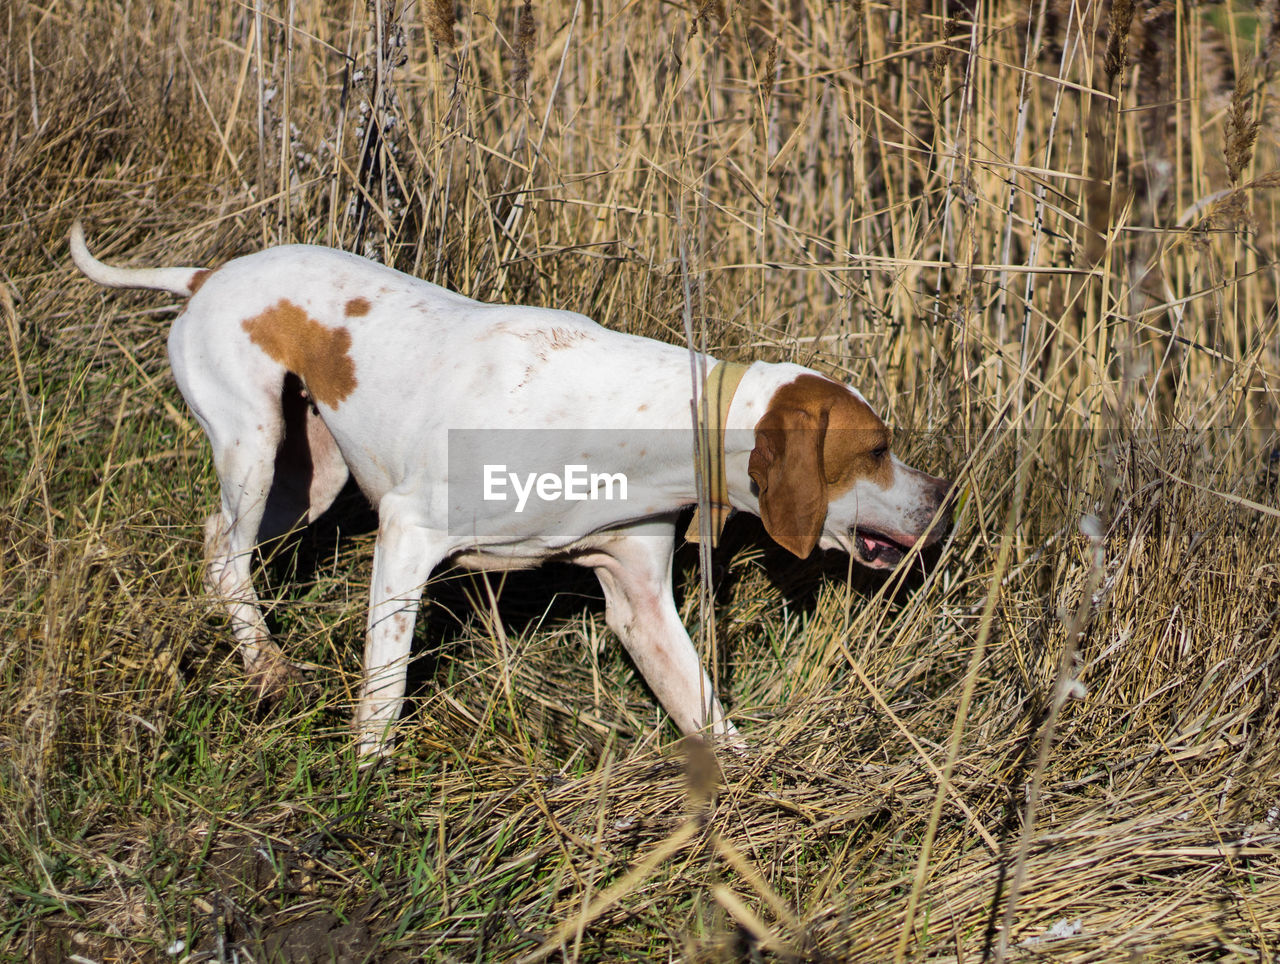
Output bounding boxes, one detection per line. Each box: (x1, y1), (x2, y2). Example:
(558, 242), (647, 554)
(189, 269), (213, 295)
(544, 327), (590, 350)
(242, 299), (358, 409)
(516, 326), (593, 361)
(345, 296), (371, 317)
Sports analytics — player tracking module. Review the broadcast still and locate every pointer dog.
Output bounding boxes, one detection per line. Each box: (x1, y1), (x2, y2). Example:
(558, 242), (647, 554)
(71, 223), (950, 753)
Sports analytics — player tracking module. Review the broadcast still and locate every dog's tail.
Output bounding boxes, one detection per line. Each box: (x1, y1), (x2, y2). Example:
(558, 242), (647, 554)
(70, 221), (210, 298)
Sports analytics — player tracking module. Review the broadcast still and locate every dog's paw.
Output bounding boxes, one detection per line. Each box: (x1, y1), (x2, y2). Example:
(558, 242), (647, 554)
(247, 657), (308, 704)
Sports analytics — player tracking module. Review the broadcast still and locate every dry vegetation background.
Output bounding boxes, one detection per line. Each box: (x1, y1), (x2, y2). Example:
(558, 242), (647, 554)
(3, 0), (1280, 960)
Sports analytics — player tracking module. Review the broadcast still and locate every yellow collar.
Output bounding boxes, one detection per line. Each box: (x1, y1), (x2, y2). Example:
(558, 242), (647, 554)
(687, 361), (752, 547)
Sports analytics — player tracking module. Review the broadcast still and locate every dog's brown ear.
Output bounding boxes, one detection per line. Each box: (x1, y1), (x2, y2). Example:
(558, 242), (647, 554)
(748, 406), (828, 558)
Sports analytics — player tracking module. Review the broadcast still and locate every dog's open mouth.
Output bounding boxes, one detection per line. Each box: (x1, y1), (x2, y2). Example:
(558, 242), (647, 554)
(853, 527), (910, 567)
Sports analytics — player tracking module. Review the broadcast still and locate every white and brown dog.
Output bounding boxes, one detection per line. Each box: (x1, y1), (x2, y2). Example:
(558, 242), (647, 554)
(71, 223), (951, 753)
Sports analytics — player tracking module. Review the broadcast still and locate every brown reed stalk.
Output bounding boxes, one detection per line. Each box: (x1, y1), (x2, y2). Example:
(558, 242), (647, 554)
(760, 37), (778, 102)
(691, 0), (726, 39)
(931, 13), (963, 83)
(514, 1), (536, 88)
(1225, 65), (1260, 184)
(1103, 0), (1134, 87)
(424, 0), (454, 48)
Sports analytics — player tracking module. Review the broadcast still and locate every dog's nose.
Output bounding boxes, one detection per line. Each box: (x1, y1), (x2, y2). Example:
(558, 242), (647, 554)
(917, 474), (955, 537)
(935, 476), (964, 526)
(926, 474), (953, 510)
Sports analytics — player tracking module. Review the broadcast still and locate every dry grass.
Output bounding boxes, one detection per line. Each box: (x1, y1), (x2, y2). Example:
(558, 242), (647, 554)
(3, 0), (1280, 961)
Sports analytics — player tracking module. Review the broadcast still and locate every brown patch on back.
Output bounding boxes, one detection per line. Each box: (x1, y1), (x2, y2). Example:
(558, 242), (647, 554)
(344, 296), (371, 317)
(242, 299), (358, 409)
(189, 269), (213, 295)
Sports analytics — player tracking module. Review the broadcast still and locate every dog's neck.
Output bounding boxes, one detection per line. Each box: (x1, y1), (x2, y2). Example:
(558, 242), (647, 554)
(714, 361), (807, 516)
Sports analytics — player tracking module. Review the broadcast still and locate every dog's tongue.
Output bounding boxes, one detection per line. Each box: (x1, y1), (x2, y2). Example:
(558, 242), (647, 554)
(861, 533), (894, 554)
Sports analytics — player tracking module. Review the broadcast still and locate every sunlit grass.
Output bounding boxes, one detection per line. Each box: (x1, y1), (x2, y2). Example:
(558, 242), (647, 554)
(2, 0), (1279, 960)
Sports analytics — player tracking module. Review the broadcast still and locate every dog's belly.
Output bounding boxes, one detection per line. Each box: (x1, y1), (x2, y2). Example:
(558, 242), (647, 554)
(450, 548), (563, 572)
(448, 527), (665, 573)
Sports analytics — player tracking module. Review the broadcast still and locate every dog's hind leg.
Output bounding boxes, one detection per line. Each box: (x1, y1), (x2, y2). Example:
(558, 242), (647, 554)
(171, 341), (304, 699)
(199, 397), (304, 700)
(174, 310), (353, 698)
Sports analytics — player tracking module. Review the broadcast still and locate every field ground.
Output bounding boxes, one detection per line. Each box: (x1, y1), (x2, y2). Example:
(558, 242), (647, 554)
(3, 1), (1280, 960)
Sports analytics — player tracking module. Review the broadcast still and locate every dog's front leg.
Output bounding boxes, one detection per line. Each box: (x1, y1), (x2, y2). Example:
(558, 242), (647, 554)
(588, 521), (739, 742)
(356, 505), (448, 755)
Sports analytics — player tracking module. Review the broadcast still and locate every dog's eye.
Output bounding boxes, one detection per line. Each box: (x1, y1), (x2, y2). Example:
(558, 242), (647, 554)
(871, 445), (890, 461)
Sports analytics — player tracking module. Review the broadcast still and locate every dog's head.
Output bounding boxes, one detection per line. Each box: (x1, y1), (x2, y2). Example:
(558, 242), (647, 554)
(747, 374), (951, 565)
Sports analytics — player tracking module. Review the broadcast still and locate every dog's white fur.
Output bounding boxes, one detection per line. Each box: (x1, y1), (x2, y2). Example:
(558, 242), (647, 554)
(71, 223), (950, 753)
